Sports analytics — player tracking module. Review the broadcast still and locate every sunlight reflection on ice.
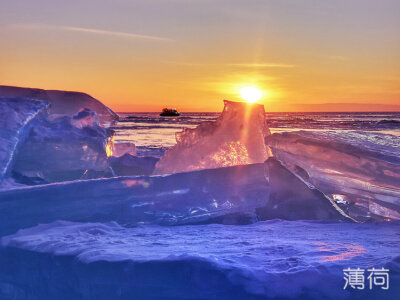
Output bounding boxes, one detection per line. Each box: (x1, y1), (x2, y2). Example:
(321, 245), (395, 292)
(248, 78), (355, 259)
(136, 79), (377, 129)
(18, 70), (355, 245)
(315, 241), (366, 262)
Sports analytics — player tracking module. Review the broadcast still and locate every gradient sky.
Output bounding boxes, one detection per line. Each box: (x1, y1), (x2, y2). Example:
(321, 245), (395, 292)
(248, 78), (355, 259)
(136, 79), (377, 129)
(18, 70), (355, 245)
(1, 0), (399, 112)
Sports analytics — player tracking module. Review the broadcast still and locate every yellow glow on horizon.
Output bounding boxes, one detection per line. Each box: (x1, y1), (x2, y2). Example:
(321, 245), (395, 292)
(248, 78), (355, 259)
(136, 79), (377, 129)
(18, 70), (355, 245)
(240, 86), (263, 103)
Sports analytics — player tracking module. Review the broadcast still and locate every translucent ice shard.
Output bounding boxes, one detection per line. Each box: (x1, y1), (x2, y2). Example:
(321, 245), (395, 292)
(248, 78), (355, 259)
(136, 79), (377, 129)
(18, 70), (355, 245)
(155, 100), (271, 174)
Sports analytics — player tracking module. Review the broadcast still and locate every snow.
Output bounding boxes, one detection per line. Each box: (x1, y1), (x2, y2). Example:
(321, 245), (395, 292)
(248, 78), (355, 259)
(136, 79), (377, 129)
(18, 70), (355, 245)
(1, 220), (399, 299)
(266, 131), (400, 221)
(0, 85), (119, 126)
(155, 100), (271, 174)
(0, 97), (49, 182)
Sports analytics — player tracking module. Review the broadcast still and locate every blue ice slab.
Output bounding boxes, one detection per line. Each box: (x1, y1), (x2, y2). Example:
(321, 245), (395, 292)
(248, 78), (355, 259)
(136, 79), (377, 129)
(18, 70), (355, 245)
(0, 163), (270, 235)
(0, 158), (348, 236)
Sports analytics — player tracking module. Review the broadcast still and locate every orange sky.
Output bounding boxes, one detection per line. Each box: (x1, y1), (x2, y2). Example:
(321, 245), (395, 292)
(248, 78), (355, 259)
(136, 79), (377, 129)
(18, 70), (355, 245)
(1, 0), (399, 112)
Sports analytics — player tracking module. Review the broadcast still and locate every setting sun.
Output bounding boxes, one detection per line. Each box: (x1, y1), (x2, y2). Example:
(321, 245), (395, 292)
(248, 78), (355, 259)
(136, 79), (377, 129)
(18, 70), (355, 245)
(239, 86), (263, 103)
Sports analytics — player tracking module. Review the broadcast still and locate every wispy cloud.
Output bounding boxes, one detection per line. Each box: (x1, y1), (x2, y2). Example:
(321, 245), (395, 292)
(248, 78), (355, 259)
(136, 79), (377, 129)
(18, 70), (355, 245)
(164, 61), (204, 66)
(10, 23), (172, 42)
(165, 61), (296, 68)
(326, 55), (347, 61)
(227, 63), (296, 68)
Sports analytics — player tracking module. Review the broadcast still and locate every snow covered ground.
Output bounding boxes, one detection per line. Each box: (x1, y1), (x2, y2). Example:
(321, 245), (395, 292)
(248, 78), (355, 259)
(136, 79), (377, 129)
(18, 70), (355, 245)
(1, 220), (399, 299)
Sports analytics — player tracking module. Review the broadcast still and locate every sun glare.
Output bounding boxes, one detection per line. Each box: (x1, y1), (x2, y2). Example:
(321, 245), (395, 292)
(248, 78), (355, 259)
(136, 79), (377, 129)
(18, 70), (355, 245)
(240, 86), (262, 103)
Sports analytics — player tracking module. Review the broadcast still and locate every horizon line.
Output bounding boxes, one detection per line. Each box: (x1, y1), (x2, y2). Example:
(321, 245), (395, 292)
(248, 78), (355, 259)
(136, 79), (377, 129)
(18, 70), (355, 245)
(116, 110), (400, 113)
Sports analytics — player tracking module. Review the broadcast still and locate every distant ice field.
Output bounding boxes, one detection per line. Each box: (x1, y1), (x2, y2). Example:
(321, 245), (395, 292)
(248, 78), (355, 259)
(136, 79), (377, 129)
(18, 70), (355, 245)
(112, 112), (400, 157)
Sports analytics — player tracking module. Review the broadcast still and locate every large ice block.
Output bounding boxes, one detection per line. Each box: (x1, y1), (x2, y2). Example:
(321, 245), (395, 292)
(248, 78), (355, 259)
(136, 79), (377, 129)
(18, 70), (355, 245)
(266, 131), (400, 221)
(12, 110), (114, 182)
(0, 85), (119, 126)
(155, 100), (271, 174)
(0, 97), (49, 182)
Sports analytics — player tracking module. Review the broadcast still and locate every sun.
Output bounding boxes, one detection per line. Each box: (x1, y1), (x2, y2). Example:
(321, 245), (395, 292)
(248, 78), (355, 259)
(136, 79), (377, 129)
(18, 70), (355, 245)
(239, 86), (263, 103)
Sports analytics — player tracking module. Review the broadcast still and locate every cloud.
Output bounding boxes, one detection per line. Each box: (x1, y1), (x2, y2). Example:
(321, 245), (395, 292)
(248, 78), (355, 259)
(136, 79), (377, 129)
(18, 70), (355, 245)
(164, 61), (204, 66)
(227, 63), (296, 68)
(165, 61), (295, 68)
(326, 55), (347, 61)
(10, 23), (172, 42)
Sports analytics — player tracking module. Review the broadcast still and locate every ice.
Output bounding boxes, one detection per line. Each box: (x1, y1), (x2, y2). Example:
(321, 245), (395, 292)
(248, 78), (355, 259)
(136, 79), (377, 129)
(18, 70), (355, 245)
(0, 85), (119, 126)
(70, 108), (99, 129)
(109, 154), (158, 176)
(155, 100), (271, 174)
(1, 220), (399, 299)
(0, 97), (49, 182)
(266, 131), (400, 221)
(0, 158), (350, 236)
(0, 163), (269, 236)
(259, 158), (348, 221)
(111, 142), (137, 157)
(0, 178), (26, 191)
(1, 99), (398, 299)
(12, 110), (114, 182)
